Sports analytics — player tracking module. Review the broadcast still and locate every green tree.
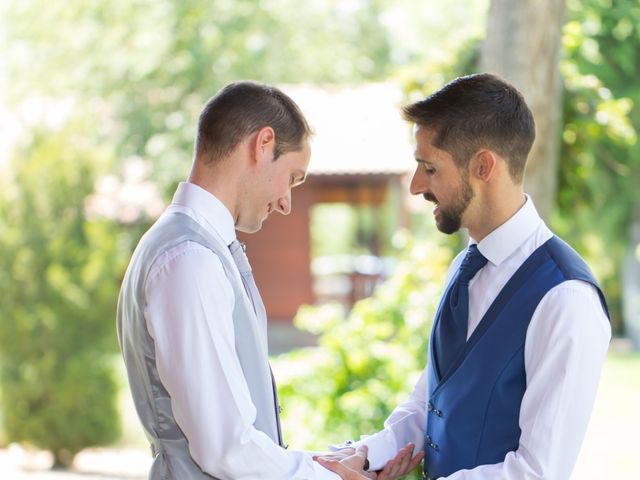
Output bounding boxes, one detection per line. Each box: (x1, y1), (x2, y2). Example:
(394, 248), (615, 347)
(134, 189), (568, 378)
(556, 0), (640, 335)
(2, 0), (398, 196)
(0, 0), (399, 463)
(0, 115), (145, 466)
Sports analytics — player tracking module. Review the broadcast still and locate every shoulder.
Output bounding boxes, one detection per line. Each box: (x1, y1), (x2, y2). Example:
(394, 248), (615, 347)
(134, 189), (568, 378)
(543, 236), (595, 282)
(147, 240), (230, 290)
(530, 279), (611, 344)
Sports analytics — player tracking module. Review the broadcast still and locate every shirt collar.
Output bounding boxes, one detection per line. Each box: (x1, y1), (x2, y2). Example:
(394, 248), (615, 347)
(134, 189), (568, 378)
(171, 181), (236, 246)
(472, 194), (542, 266)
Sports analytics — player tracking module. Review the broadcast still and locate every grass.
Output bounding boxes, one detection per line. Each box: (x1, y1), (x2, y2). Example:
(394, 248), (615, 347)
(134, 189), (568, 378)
(572, 351), (640, 479)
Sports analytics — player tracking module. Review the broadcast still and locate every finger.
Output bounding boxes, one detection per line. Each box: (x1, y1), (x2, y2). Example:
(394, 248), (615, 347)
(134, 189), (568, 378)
(387, 445), (411, 474)
(388, 448), (425, 479)
(317, 458), (362, 480)
(377, 456), (402, 480)
(354, 444), (369, 462)
(341, 445), (369, 471)
(378, 444), (416, 479)
(317, 458), (347, 474)
(407, 450), (425, 470)
(391, 445), (413, 474)
(376, 462), (393, 480)
(314, 448), (356, 462)
(328, 448), (358, 459)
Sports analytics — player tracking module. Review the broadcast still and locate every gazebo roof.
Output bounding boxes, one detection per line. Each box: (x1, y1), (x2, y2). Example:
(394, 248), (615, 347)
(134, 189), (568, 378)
(282, 83), (416, 176)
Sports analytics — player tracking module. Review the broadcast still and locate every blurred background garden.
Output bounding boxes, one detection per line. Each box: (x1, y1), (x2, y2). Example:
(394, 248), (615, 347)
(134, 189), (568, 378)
(1, 0), (639, 478)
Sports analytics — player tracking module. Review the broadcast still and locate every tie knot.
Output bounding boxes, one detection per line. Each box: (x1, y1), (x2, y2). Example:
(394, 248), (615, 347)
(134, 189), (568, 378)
(457, 244), (487, 285)
(229, 239), (251, 274)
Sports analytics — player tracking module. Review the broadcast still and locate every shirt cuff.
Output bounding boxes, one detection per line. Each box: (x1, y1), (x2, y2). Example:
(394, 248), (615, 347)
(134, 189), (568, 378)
(351, 431), (398, 472)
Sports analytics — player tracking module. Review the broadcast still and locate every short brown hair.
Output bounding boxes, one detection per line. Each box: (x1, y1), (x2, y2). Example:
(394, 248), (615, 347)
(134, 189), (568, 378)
(195, 81), (312, 163)
(402, 73), (535, 183)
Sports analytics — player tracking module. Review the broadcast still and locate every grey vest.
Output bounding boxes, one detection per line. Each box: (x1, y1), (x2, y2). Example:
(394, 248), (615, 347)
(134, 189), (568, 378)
(117, 211), (282, 479)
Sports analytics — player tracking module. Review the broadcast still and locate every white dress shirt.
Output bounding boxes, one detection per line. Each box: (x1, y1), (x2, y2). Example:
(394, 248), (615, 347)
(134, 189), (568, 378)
(355, 196), (611, 479)
(144, 182), (339, 480)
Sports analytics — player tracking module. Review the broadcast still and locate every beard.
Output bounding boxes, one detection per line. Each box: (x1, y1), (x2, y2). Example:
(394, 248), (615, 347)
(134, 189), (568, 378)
(426, 176), (474, 234)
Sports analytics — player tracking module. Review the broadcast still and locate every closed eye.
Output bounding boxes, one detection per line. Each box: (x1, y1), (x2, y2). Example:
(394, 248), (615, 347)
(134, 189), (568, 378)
(290, 174), (306, 188)
(416, 158), (435, 175)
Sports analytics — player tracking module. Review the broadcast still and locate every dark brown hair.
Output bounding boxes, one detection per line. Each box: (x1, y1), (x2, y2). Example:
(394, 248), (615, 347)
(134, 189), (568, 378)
(402, 73), (535, 183)
(195, 81), (312, 163)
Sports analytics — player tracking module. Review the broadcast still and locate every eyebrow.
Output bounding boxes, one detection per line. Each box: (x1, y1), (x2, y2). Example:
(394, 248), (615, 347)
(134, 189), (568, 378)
(415, 157), (432, 165)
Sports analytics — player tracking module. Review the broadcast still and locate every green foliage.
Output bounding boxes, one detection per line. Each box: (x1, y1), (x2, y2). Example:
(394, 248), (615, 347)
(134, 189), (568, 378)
(0, 116), (144, 466)
(398, 0), (640, 334)
(2, 0), (401, 198)
(555, 0), (640, 333)
(274, 231), (453, 477)
(0, 0), (414, 460)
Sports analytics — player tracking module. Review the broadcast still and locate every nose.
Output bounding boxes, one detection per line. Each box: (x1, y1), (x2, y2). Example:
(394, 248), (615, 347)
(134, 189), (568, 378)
(410, 166), (427, 196)
(276, 190), (291, 215)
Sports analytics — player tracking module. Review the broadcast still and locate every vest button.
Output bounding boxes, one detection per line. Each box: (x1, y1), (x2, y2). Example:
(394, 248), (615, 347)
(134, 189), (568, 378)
(435, 409), (443, 417)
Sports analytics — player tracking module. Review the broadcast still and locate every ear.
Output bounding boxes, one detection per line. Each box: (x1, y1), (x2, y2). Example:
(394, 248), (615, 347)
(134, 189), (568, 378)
(472, 150), (497, 182)
(253, 126), (276, 164)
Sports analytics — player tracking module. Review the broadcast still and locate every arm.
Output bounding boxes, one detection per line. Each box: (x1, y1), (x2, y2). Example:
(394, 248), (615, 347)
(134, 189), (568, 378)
(442, 280), (610, 479)
(145, 242), (339, 479)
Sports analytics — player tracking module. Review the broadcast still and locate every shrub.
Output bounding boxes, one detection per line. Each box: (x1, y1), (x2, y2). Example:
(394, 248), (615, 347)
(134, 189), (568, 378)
(274, 231), (454, 478)
(0, 122), (129, 467)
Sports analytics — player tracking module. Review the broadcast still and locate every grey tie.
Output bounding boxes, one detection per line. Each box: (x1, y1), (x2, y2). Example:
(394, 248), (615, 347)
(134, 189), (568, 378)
(228, 239), (285, 448)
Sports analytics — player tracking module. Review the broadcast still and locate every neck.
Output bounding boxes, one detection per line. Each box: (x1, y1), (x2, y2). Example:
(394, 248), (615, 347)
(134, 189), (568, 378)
(188, 155), (241, 220)
(467, 187), (526, 242)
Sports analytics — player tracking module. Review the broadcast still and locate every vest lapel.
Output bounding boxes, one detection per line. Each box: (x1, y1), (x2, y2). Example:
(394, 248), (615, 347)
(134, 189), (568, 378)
(431, 242), (550, 393)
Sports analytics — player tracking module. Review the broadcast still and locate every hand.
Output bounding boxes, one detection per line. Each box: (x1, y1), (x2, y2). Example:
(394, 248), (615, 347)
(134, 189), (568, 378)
(316, 445), (376, 480)
(313, 447), (356, 462)
(376, 443), (424, 480)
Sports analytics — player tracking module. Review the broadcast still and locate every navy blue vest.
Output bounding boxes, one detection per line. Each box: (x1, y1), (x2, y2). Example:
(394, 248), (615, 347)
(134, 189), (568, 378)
(422, 236), (609, 479)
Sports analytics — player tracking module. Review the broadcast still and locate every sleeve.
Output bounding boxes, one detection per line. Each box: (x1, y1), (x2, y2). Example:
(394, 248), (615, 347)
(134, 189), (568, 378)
(145, 242), (340, 480)
(344, 367), (428, 471)
(442, 280), (611, 480)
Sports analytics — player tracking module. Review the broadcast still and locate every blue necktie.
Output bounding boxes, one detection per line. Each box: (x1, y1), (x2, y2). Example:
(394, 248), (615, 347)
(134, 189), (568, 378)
(229, 240), (285, 448)
(434, 244), (488, 377)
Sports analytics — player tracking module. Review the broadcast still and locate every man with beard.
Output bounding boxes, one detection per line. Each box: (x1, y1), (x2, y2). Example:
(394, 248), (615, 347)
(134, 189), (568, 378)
(319, 73), (611, 480)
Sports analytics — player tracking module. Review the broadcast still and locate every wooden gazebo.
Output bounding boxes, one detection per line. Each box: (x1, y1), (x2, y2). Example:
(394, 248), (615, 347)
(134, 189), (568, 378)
(239, 83), (415, 325)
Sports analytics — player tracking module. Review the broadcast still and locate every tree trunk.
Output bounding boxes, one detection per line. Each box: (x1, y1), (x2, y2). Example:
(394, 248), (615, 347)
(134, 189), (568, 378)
(480, 0), (566, 221)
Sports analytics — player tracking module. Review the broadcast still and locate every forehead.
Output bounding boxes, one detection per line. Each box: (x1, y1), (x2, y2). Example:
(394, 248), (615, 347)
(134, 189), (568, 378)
(284, 139), (311, 170)
(413, 125), (448, 160)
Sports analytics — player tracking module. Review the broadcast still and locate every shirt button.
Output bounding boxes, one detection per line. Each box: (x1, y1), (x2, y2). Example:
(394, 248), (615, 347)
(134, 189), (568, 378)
(427, 402), (434, 412)
(425, 434), (432, 443)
